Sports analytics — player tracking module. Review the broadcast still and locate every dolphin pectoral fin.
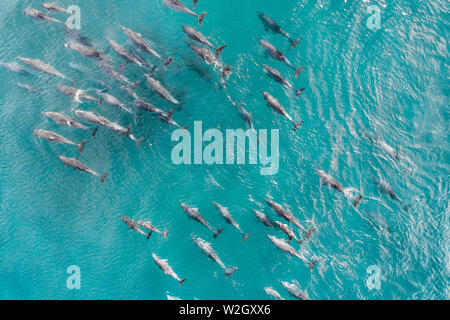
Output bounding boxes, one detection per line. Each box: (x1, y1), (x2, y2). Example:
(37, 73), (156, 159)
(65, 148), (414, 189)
(78, 140), (86, 153)
(179, 279), (187, 286)
(163, 230), (169, 238)
(101, 173), (108, 184)
(290, 39), (301, 49)
(164, 57), (174, 71)
(225, 267), (238, 278)
(92, 127), (98, 138)
(295, 66), (304, 78)
(167, 110), (174, 121)
(198, 12), (207, 26)
(296, 88), (305, 98)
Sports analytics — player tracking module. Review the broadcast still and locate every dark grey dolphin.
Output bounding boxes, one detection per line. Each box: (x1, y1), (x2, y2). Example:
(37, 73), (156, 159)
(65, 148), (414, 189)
(57, 85), (98, 103)
(103, 121), (144, 146)
(144, 74), (180, 104)
(96, 62), (140, 88)
(188, 44), (232, 80)
(34, 129), (86, 153)
(193, 235), (238, 278)
(275, 221), (302, 244)
(65, 42), (112, 62)
(163, 0), (207, 26)
(121, 216), (148, 237)
(252, 209), (276, 227)
(108, 38), (151, 71)
(263, 64), (305, 97)
(257, 12), (301, 48)
(120, 26), (174, 71)
(213, 202), (250, 242)
(58, 156), (108, 183)
(180, 202), (223, 238)
(41, 2), (66, 12)
(260, 40), (302, 77)
(24, 8), (63, 23)
(137, 220), (168, 239)
(316, 169), (363, 207)
(261, 91), (303, 131)
(155, 110), (187, 129)
(372, 176), (399, 200)
(182, 26), (226, 58)
(132, 99), (164, 113)
(96, 90), (132, 113)
(1, 62), (31, 75)
(42, 111), (89, 130)
(18, 57), (70, 80)
(63, 26), (93, 47)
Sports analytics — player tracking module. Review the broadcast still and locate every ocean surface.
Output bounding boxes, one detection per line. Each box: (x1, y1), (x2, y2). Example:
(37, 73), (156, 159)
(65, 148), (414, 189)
(0, 0), (448, 300)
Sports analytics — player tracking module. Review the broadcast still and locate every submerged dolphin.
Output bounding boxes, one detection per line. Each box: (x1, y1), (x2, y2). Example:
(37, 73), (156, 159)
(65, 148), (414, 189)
(275, 221), (302, 244)
(263, 64), (304, 97)
(155, 110), (187, 129)
(260, 40), (302, 77)
(138, 220), (168, 239)
(96, 62), (140, 88)
(373, 176), (399, 200)
(252, 209), (276, 228)
(1, 62), (31, 75)
(41, 2), (66, 12)
(163, 0), (207, 26)
(213, 202), (250, 242)
(34, 129), (86, 153)
(264, 287), (285, 300)
(144, 74), (180, 104)
(192, 235), (238, 278)
(18, 57), (69, 80)
(280, 281), (311, 300)
(65, 42), (111, 62)
(57, 156), (108, 183)
(120, 26), (174, 71)
(108, 38), (151, 71)
(24, 8), (63, 23)
(261, 91), (303, 131)
(268, 235), (317, 272)
(42, 111), (89, 130)
(57, 85), (98, 103)
(152, 253), (186, 286)
(188, 44), (232, 80)
(97, 90), (132, 113)
(17, 83), (40, 94)
(316, 169), (363, 207)
(73, 109), (111, 127)
(182, 26), (226, 58)
(121, 216), (148, 237)
(180, 202), (223, 238)
(103, 121), (144, 146)
(257, 12), (301, 48)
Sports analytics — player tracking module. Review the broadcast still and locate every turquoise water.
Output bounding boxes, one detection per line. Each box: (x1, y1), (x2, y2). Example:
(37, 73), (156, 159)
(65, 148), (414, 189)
(0, 0), (448, 300)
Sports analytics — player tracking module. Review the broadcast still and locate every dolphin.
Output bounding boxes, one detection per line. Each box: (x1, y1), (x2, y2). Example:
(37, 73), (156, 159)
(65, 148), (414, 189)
(260, 40), (302, 77)
(188, 44), (232, 80)
(97, 90), (132, 113)
(41, 2), (66, 12)
(180, 202), (223, 238)
(163, 0), (207, 26)
(119, 84), (140, 100)
(252, 209), (276, 228)
(362, 131), (400, 161)
(193, 0), (199, 8)
(1, 62), (31, 75)
(264, 287), (285, 300)
(152, 253), (186, 286)
(108, 38), (151, 71)
(24, 8), (63, 23)
(213, 202), (250, 242)
(372, 176), (399, 200)
(144, 74), (180, 104)
(34, 129), (86, 153)
(263, 64), (304, 97)
(96, 62), (140, 88)
(182, 26), (226, 58)
(121, 216), (149, 237)
(261, 91), (303, 131)
(267, 235), (317, 272)
(120, 26), (174, 71)
(102, 121), (144, 146)
(42, 111), (89, 130)
(280, 281), (311, 300)
(257, 12), (301, 48)
(17, 83), (40, 94)
(65, 42), (111, 62)
(63, 26), (93, 47)
(316, 169), (363, 207)
(132, 99), (165, 113)
(137, 220), (168, 239)
(192, 235), (238, 278)
(73, 109), (111, 127)
(57, 156), (108, 183)
(275, 221), (302, 244)
(57, 85), (98, 103)
(18, 57), (69, 80)
(155, 109), (187, 129)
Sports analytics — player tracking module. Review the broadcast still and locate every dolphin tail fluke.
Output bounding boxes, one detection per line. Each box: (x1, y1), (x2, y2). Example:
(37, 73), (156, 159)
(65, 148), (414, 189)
(225, 267), (238, 278)
(163, 230), (169, 238)
(193, 0), (198, 8)
(295, 66), (304, 78)
(78, 140), (86, 153)
(101, 173), (108, 184)
(296, 88), (306, 98)
(221, 65), (232, 80)
(163, 57), (174, 71)
(198, 12), (207, 26)
(242, 233), (251, 242)
(353, 195), (363, 207)
(146, 231), (153, 240)
(293, 121), (304, 132)
(132, 80), (140, 91)
(304, 228), (316, 240)
(290, 39), (301, 49)
(213, 228), (223, 238)
(167, 109), (174, 120)
(215, 45), (227, 58)
(126, 126), (131, 138)
(297, 238), (303, 245)
(309, 260), (318, 273)
(179, 278), (187, 286)
(92, 127), (98, 138)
